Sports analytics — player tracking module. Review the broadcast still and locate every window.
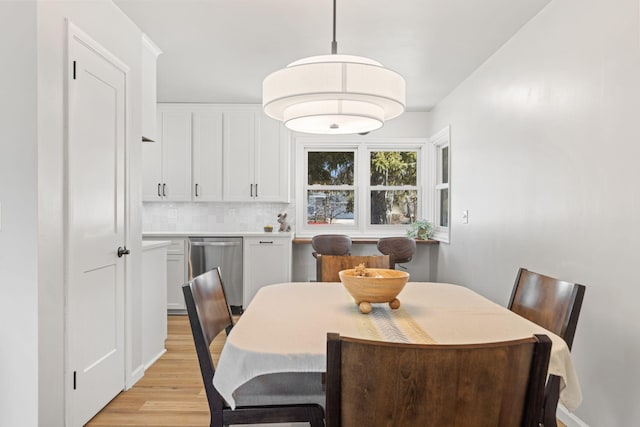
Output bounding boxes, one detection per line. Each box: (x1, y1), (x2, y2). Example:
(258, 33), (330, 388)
(430, 126), (450, 242)
(306, 150), (355, 226)
(369, 150), (419, 225)
(297, 139), (428, 236)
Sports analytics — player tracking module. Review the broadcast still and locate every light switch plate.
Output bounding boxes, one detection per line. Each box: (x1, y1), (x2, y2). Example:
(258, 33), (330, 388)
(462, 209), (469, 224)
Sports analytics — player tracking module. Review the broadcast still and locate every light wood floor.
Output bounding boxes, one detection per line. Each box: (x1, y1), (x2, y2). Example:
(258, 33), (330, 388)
(88, 315), (567, 427)
(87, 315), (219, 426)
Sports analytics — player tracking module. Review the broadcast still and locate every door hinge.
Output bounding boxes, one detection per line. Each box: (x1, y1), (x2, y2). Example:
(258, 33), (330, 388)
(73, 371), (77, 390)
(72, 61), (76, 80)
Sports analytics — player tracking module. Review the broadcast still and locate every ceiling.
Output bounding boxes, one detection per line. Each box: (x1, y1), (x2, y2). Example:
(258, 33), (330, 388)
(115, 0), (551, 111)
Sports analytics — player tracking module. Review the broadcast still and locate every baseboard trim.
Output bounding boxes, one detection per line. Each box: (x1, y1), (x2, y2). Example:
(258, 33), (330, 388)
(126, 365), (145, 390)
(558, 404), (589, 427)
(144, 348), (167, 371)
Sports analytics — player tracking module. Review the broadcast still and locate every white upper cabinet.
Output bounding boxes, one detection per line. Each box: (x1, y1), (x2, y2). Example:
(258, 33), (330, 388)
(255, 115), (289, 202)
(223, 107), (290, 202)
(144, 104), (290, 203)
(223, 110), (256, 201)
(141, 34), (162, 142)
(143, 110), (192, 201)
(192, 111), (223, 201)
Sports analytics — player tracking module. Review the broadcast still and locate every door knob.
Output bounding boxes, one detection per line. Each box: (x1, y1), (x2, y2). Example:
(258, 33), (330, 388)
(117, 246), (130, 257)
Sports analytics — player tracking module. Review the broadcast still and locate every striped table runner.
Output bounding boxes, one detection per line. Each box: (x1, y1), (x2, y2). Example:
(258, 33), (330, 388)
(347, 294), (437, 344)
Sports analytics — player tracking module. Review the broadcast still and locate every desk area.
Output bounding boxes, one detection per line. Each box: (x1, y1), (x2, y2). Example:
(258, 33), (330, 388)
(292, 238), (439, 282)
(214, 282), (582, 412)
(292, 237), (439, 245)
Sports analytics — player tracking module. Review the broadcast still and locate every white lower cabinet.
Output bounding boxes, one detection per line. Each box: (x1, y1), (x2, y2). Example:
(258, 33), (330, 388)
(243, 235), (292, 308)
(145, 237), (188, 312)
(166, 239), (188, 312)
(141, 241), (169, 369)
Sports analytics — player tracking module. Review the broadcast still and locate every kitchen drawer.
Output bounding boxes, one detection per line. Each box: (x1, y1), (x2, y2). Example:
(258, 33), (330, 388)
(165, 239), (186, 255)
(145, 237), (186, 255)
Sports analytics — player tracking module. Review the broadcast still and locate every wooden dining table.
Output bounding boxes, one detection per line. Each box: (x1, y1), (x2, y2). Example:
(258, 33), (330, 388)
(213, 282), (582, 413)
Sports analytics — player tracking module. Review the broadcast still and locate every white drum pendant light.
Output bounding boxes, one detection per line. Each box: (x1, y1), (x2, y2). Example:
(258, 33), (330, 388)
(262, 0), (405, 135)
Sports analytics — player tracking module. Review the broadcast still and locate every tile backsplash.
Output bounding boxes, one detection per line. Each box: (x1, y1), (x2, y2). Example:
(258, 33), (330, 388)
(143, 202), (295, 232)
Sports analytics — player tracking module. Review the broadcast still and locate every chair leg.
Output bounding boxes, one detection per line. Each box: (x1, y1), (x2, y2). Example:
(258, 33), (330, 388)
(542, 375), (561, 427)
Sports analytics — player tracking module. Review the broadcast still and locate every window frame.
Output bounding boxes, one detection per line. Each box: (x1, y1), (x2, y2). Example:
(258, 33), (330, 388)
(296, 137), (429, 237)
(305, 146), (359, 229)
(429, 126), (451, 243)
(367, 147), (422, 230)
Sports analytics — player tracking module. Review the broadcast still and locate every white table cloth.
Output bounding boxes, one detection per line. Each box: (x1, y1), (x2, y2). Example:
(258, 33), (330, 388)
(214, 282), (582, 411)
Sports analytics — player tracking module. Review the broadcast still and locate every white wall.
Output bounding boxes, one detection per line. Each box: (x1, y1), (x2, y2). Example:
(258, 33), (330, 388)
(428, 0), (640, 424)
(0, 3), (39, 426)
(36, 0), (144, 424)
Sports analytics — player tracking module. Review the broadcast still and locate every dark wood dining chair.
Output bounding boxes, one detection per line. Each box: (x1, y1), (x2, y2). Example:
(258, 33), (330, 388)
(508, 267), (586, 427)
(316, 254), (391, 282)
(325, 333), (552, 427)
(182, 267), (325, 427)
(376, 237), (416, 269)
(311, 234), (352, 259)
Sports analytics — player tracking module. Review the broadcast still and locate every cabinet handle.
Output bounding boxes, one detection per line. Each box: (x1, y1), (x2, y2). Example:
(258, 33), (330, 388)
(157, 183), (162, 197)
(250, 183), (253, 197)
(162, 183), (167, 197)
(255, 183), (258, 198)
(259, 241), (274, 244)
(195, 183), (199, 197)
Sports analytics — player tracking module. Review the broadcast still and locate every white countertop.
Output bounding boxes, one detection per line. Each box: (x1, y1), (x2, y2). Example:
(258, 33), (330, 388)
(143, 231), (293, 238)
(141, 240), (172, 250)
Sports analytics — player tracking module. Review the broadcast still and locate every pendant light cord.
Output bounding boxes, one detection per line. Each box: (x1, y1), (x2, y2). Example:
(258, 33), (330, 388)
(331, 0), (337, 54)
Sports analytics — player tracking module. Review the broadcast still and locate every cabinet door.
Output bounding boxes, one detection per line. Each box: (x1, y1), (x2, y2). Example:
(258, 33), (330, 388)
(223, 111), (255, 201)
(141, 35), (161, 142)
(141, 247), (167, 368)
(166, 253), (186, 311)
(255, 115), (290, 202)
(161, 110), (192, 201)
(142, 124), (163, 201)
(192, 111), (223, 201)
(243, 237), (291, 307)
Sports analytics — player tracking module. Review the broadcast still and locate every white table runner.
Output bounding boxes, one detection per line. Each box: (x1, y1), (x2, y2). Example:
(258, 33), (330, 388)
(213, 282), (582, 411)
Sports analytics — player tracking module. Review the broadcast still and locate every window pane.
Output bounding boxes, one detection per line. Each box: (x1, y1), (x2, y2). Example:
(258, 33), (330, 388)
(308, 151), (354, 185)
(370, 151), (417, 186)
(307, 190), (355, 225)
(441, 146), (449, 184)
(439, 188), (449, 227)
(370, 190), (418, 225)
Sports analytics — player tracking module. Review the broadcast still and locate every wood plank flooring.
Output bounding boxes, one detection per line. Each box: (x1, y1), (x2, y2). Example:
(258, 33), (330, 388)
(86, 315), (219, 426)
(88, 314), (567, 427)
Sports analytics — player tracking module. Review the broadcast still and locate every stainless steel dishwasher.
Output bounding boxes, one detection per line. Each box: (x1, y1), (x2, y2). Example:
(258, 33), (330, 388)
(188, 237), (243, 313)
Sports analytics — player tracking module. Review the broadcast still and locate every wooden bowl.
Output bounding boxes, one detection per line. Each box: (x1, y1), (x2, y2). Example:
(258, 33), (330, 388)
(339, 268), (410, 314)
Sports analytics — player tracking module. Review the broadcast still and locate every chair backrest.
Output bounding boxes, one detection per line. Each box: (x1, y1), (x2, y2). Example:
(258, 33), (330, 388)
(311, 234), (352, 259)
(508, 268), (586, 349)
(316, 255), (391, 282)
(325, 333), (552, 427)
(376, 237), (417, 265)
(182, 267), (234, 414)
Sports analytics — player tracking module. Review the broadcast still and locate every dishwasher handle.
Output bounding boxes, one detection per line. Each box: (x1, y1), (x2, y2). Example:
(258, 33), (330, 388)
(190, 241), (241, 247)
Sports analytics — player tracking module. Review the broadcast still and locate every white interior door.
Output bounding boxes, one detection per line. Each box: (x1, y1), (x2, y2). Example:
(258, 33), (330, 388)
(67, 23), (128, 426)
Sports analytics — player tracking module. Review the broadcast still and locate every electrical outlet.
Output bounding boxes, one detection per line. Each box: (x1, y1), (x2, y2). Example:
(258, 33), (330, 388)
(167, 208), (178, 219)
(462, 210), (469, 224)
